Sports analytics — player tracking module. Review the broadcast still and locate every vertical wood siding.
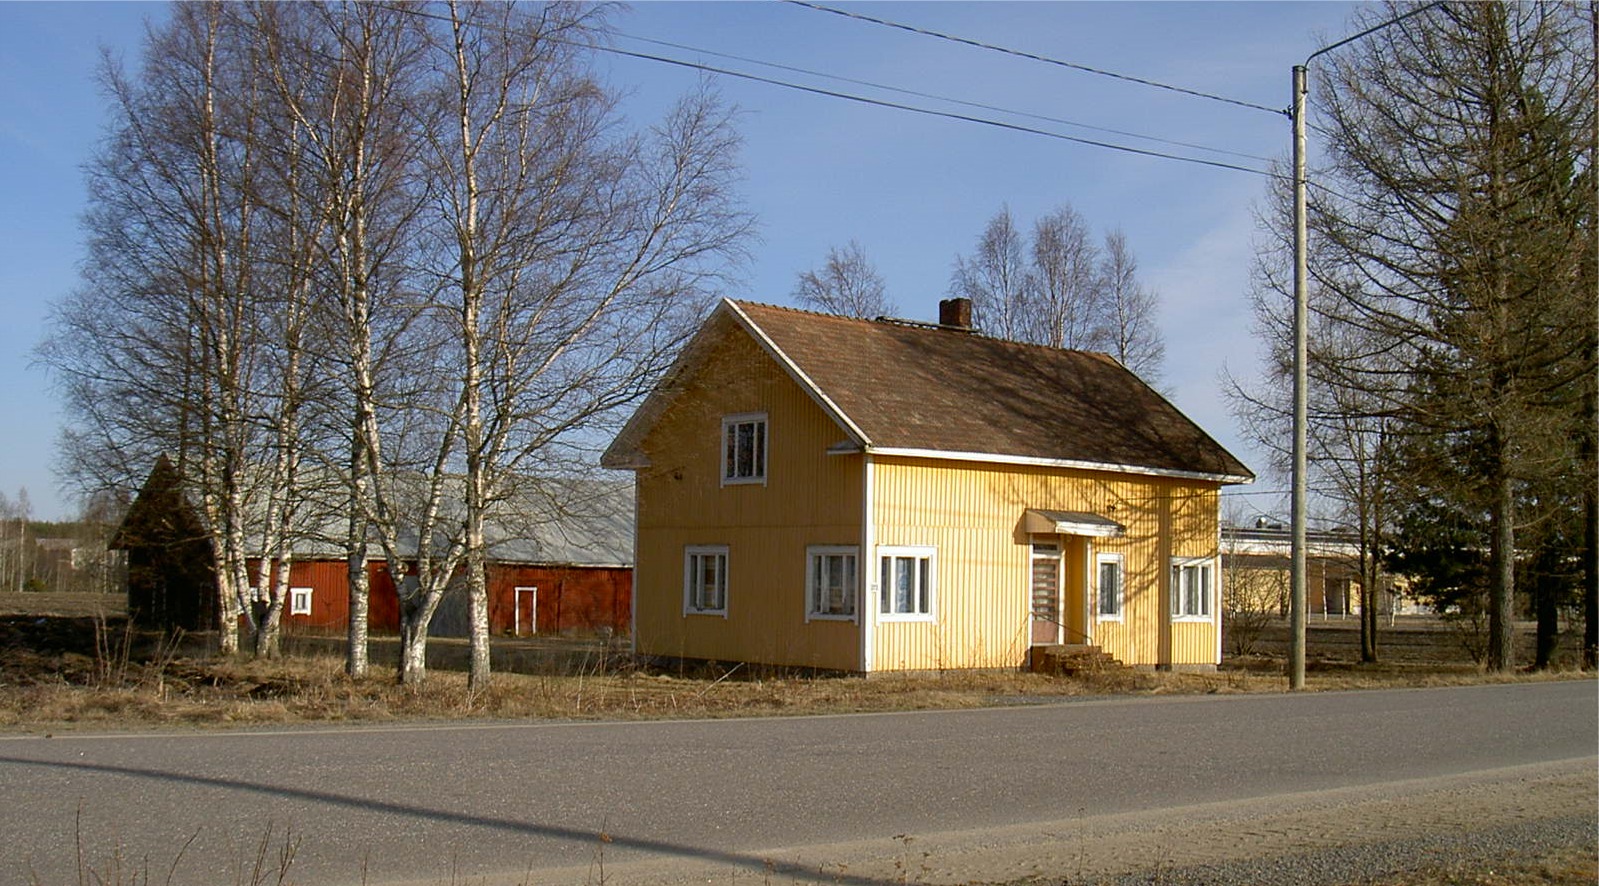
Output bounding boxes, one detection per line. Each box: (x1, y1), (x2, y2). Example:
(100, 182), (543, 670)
(871, 458), (1220, 671)
(633, 325), (862, 670)
(484, 565), (631, 635)
(265, 560), (400, 634)
(269, 560), (631, 637)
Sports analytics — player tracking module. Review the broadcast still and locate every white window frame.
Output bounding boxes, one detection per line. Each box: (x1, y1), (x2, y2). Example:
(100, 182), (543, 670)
(1170, 557), (1216, 621)
(721, 413), (768, 486)
(684, 545), (730, 617)
(289, 586), (313, 617)
(1096, 553), (1125, 621)
(514, 586), (538, 635)
(806, 545), (859, 622)
(877, 545), (936, 622)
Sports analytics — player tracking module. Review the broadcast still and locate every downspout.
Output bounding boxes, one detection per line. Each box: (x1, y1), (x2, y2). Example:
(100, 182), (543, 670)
(629, 480), (640, 657)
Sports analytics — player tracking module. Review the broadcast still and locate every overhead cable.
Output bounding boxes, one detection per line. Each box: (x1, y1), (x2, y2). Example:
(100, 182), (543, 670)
(380, 3), (1280, 179)
(785, 0), (1286, 117)
(615, 31), (1276, 164)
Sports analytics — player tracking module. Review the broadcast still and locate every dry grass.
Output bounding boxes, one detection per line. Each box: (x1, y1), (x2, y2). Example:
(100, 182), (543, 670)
(0, 614), (1592, 733)
(0, 610), (1586, 726)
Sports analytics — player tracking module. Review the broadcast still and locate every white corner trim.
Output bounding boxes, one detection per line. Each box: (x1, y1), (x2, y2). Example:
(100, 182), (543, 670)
(862, 455), (876, 672)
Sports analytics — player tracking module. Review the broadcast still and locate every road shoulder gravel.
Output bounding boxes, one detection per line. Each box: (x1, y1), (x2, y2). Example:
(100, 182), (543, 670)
(479, 756), (1597, 886)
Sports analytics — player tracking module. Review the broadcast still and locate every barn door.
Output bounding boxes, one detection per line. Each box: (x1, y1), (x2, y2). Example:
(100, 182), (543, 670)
(1030, 543), (1061, 645)
(515, 586), (538, 636)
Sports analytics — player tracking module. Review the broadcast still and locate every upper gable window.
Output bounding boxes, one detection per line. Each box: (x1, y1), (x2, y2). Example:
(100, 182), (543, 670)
(722, 413), (767, 485)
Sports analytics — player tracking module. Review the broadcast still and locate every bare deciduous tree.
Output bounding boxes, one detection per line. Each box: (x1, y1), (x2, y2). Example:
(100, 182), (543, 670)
(1028, 205), (1101, 350)
(949, 205), (1167, 384)
(792, 240), (896, 318)
(949, 207), (1031, 340)
(1099, 229), (1166, 384)
(45, 0), (750, 686)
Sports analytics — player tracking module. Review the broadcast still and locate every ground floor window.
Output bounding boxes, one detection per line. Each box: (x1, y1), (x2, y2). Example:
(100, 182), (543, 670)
(807, 546), (858, 620)
(1097, 553), (1124, 620)
(1171, 558), (1214, 619)
(684, 545), (729, 615)
(878, 546), (935, 619)
(289, 587), (313, 616)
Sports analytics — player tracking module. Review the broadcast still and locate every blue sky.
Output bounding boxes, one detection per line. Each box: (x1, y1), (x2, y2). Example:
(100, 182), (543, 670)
(0, 1), (1358, 520)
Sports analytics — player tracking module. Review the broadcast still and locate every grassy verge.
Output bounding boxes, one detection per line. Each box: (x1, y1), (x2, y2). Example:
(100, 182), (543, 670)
(2, 615), (1591, 733)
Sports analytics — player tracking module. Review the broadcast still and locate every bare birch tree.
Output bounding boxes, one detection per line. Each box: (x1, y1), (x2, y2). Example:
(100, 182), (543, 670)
(45, 3), (286, 655)
(949, 207), (1031, 340)
(792, 241), (896, 318)
(1028, 205), (1102, 350)
(49, 0), (749, 685)
(405, 2), (749, 687)
(1099, 229), (1166, 383)
(950, 205), (1166, 385)
(250, 0), (431, 677)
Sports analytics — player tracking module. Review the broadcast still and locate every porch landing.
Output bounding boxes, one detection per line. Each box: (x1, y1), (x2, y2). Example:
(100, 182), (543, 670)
(1028, 644), (1125, 676)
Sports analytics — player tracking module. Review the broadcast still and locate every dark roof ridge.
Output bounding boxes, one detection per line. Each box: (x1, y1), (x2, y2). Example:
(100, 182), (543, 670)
(729, 298), (1126, 361)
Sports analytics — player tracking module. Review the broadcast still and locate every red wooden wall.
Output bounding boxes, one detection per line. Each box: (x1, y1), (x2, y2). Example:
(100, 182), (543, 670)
(253, 558), (629, 636)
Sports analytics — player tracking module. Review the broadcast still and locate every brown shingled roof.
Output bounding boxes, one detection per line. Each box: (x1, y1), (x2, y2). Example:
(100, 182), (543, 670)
(732, 301), (1252, 482)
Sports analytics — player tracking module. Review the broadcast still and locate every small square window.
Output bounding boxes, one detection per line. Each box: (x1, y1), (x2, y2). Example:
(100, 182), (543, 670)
(878, 546), (935, 620)
(684, 545), (729, 616)
(289, 587), (313, 617)
(807, 546), (858, 620)
(721, 414), (767, 484)
(1171, 558), (1214, 620)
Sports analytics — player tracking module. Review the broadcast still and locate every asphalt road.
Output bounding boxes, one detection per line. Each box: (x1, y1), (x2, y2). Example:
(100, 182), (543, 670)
(1, 681), (1593, 885)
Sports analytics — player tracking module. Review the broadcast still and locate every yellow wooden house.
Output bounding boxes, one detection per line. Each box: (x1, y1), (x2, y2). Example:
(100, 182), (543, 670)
(602, 298), (1254, 672)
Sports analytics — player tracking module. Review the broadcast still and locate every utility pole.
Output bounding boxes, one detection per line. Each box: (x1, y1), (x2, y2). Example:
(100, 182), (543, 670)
(1290, 63), (1309, 691)
(1288, 3), (1440, 691)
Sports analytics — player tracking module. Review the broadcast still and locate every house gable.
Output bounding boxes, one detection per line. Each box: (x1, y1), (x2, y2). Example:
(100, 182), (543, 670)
(603, 304), (864, 470)
(623, 308), (865, 670)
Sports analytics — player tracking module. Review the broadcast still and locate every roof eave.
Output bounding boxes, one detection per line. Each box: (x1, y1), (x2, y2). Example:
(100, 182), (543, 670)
(724, 300), (872, 449)
(866, 446), (1255, 485)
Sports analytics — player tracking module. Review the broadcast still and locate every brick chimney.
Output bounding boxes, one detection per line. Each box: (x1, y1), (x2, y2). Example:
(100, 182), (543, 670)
(939, 297), (972, 329)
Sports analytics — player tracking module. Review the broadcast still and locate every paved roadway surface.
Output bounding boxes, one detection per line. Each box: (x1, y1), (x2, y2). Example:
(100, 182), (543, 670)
(0, 681), (1593, 885)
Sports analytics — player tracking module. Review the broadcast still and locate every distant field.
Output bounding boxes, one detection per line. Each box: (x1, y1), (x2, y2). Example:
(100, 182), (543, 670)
(0, 591), (126, 618)
(1237, 616), (1585, 669)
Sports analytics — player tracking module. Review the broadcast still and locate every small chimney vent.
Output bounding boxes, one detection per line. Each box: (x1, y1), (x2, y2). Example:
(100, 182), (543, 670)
(939, 297), (972, 329)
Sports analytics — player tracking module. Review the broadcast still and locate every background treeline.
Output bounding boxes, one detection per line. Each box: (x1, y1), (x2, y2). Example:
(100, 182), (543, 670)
(1231, 2), (1596, 670)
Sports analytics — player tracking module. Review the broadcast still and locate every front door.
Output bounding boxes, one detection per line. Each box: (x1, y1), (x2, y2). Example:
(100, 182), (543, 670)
(1030, 543), (1061, 644)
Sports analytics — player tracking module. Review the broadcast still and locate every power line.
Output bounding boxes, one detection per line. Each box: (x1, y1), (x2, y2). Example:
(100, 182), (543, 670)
(614, 30), (1276, 164)
(785, 0), (1286, 117)
(600, 43), (1275, 177)
(376, 4), (1280, 180)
